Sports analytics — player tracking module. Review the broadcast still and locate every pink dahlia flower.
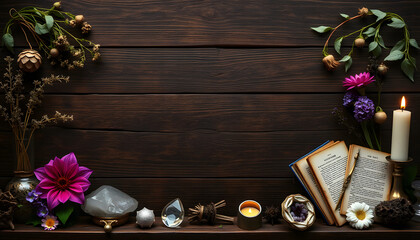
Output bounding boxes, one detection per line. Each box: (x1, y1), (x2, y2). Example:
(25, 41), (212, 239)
(34, 153), (92, 210)
(343, 72), (375, 90)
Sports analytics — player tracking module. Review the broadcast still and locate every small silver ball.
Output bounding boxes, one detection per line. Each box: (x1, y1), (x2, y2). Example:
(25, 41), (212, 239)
(136, 207), (155, 228)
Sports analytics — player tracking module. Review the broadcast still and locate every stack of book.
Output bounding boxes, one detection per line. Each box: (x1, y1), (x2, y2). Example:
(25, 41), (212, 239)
(289, 141), (392, 226)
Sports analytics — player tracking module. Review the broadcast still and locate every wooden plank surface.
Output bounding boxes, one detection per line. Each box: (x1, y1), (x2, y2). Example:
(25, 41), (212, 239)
(1, 48), (418, 93)
(1, 217), (419, 240)
(1, 0), (419, 46)
(2, 128), (414, 178)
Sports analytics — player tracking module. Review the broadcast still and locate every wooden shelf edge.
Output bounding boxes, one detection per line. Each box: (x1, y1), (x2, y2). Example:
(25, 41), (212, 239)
(1, 217), (419, 240)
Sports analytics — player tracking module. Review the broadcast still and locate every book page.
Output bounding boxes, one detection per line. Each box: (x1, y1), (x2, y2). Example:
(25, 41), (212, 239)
(293, 141), (336, 225)
(339, 145), (392, 215)
(307, 141), (347, 226)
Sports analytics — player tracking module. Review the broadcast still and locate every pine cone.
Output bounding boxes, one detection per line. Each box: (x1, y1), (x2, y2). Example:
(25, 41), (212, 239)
(17, 49), (42, 72)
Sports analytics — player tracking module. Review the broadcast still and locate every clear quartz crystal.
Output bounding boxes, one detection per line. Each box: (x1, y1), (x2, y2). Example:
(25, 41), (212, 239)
(412, 180), (420, 222)
(161, 198), (184, 228)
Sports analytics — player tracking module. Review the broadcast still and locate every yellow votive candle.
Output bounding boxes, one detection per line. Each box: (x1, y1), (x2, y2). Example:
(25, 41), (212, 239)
(240, 207), (260, 217)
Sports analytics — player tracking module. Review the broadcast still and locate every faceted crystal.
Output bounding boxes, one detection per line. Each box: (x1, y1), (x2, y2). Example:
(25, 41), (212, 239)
(161, 198), (184, 228)
(82, 185), (138, 217)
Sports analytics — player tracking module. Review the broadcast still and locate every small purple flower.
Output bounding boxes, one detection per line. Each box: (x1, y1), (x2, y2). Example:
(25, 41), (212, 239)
(35, 202), (49, 218)
(26, 190), (41, 203)
(343, 91), (358, 107)
(354, 96), (375, 122)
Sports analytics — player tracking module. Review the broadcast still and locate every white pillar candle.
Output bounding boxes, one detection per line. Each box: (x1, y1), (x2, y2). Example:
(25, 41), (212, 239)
(390, 96), (411, 161)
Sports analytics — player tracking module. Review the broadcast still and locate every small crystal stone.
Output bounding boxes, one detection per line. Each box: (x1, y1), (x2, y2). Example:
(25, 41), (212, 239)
(82, 185), (138, 217)
(161, 198), (184, 228)
(136, 207), (155, 228)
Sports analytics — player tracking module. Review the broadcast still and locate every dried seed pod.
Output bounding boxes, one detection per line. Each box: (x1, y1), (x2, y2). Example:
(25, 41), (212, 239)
(17, 49), (42, 72)
(75, 15), (85, 25)
(50, 48), (59, 58)
(377, 63), (389, 75)
(355, 38), (365, 48)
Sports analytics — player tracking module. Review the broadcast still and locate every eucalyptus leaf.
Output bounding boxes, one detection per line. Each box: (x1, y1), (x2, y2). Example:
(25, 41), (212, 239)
(370, 9), (387, 22)
(334, 37), (343, 55)
(311, 26), (333, 33)
(391, 39), (406, 52)
(2, 33), (14, 53)
(368, 41), (378, 52)
(388, 18), (405, 28)
(45, 15), (54, 30)
(363, 27), (376, 38)
(401, 58), (415, 82)
(408, 55), (417, 70)
(35, 23), (49, 35)
(372, 45), (382, 57)
(377, 35), (387, 49)
(344, 57), (353, 72)
(339, 55), (351, 63)
(340, 13), (349, 19)
(384, 50), (404, 61)
(409, 39), (420, 49)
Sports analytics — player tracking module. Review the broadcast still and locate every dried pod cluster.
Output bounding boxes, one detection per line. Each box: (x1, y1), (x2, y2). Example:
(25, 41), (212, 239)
(374, 198), (414, 226)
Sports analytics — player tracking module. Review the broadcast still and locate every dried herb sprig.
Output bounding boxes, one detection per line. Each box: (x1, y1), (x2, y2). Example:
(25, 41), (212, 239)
(0, 56), (73, 172)
(312, 7), (418, 81)
(2, 2), (100, 70)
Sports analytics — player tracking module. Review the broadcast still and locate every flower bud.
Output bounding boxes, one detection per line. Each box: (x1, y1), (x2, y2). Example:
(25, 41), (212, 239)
(322, 55), (340, 71)
(75, 15), (85, 25)
(53, 1), (61, 9)
(377, 63), (389, 76)
(354, 38), (365, 48)
(69, 20), (76, 27)
(50, 48), (59, 58)
(358, 7), (369, 16)
(374, 111), (387, 124)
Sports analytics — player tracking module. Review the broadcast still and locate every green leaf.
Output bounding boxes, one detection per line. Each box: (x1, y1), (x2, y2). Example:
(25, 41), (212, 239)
(344, 57), (353, 72)
(370, 9), (387, 22)
(401, 58), (415, 82)
(384, 50), (404, 61)
(340, 13), (349, 19)
(48, 10), (65, 19)
(388, 18), (405, 28)
(377, 35), (387, 49)
(2, 33), (14, 53)
(391, 39), (406, 52)
(373, 45), (382, 57)
(368, 41), (378, 52)
(408, 55), (417, 70)
(35, 23), (49, 35)
(55, 204), (75, 225)
(33, 8), (42, 17)
(409, 39), (420, 49)
(334, 37), (343, 55)
(311, 26), (333, 33)
(26, 218), (42, 226)
(45, 15), (54, 30)
(363, 27), (376, 38)
(339, 55), (351, 62)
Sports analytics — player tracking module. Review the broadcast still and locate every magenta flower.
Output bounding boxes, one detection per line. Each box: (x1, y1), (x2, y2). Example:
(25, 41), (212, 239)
(34, 153), (92, 210)
(343, 72), (375, 90)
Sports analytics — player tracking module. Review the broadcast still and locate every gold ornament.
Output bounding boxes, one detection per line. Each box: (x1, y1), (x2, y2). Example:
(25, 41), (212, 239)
(17, 49), (42, 72)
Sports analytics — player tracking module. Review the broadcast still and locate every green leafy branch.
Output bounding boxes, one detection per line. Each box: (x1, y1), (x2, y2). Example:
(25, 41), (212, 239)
(312, 8), (418, 81)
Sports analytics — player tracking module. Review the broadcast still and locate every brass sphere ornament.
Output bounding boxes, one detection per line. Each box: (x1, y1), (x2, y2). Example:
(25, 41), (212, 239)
(17, 49), (42, 72)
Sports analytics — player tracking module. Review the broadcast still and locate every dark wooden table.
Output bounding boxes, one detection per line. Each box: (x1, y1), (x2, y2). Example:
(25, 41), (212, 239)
(1, 217), (420, 240)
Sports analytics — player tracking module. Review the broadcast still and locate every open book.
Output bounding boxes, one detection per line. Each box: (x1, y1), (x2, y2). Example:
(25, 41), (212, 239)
(289, 141), (392, 227)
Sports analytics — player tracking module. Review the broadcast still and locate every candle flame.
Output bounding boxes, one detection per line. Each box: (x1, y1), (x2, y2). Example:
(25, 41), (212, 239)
(401, 96), (406, 110)
(249, 208), (252, 213)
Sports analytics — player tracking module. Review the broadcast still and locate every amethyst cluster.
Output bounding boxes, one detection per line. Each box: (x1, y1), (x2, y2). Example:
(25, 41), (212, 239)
(26, 190), (49, 218)
(290, 202), (308, 222)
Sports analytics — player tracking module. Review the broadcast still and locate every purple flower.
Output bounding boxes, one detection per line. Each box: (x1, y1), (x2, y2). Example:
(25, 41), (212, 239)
(41, 215), (59, 231)
(343, 72), (375, 90)
(354, 96), (375, 122)
(26, 190), (42, 203)
(35, 202), (49, 218)
(343, 91), (358, 107)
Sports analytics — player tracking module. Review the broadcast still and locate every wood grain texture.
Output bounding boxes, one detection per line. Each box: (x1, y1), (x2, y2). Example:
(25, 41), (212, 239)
(1, 47), (418, 93)
(1, 217), (420, 240)
(1, 0), (419, 46)
(4, 128), (418, 178)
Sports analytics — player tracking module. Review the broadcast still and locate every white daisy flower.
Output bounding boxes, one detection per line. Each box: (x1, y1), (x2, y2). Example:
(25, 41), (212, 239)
(346, 202), (374, 230)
